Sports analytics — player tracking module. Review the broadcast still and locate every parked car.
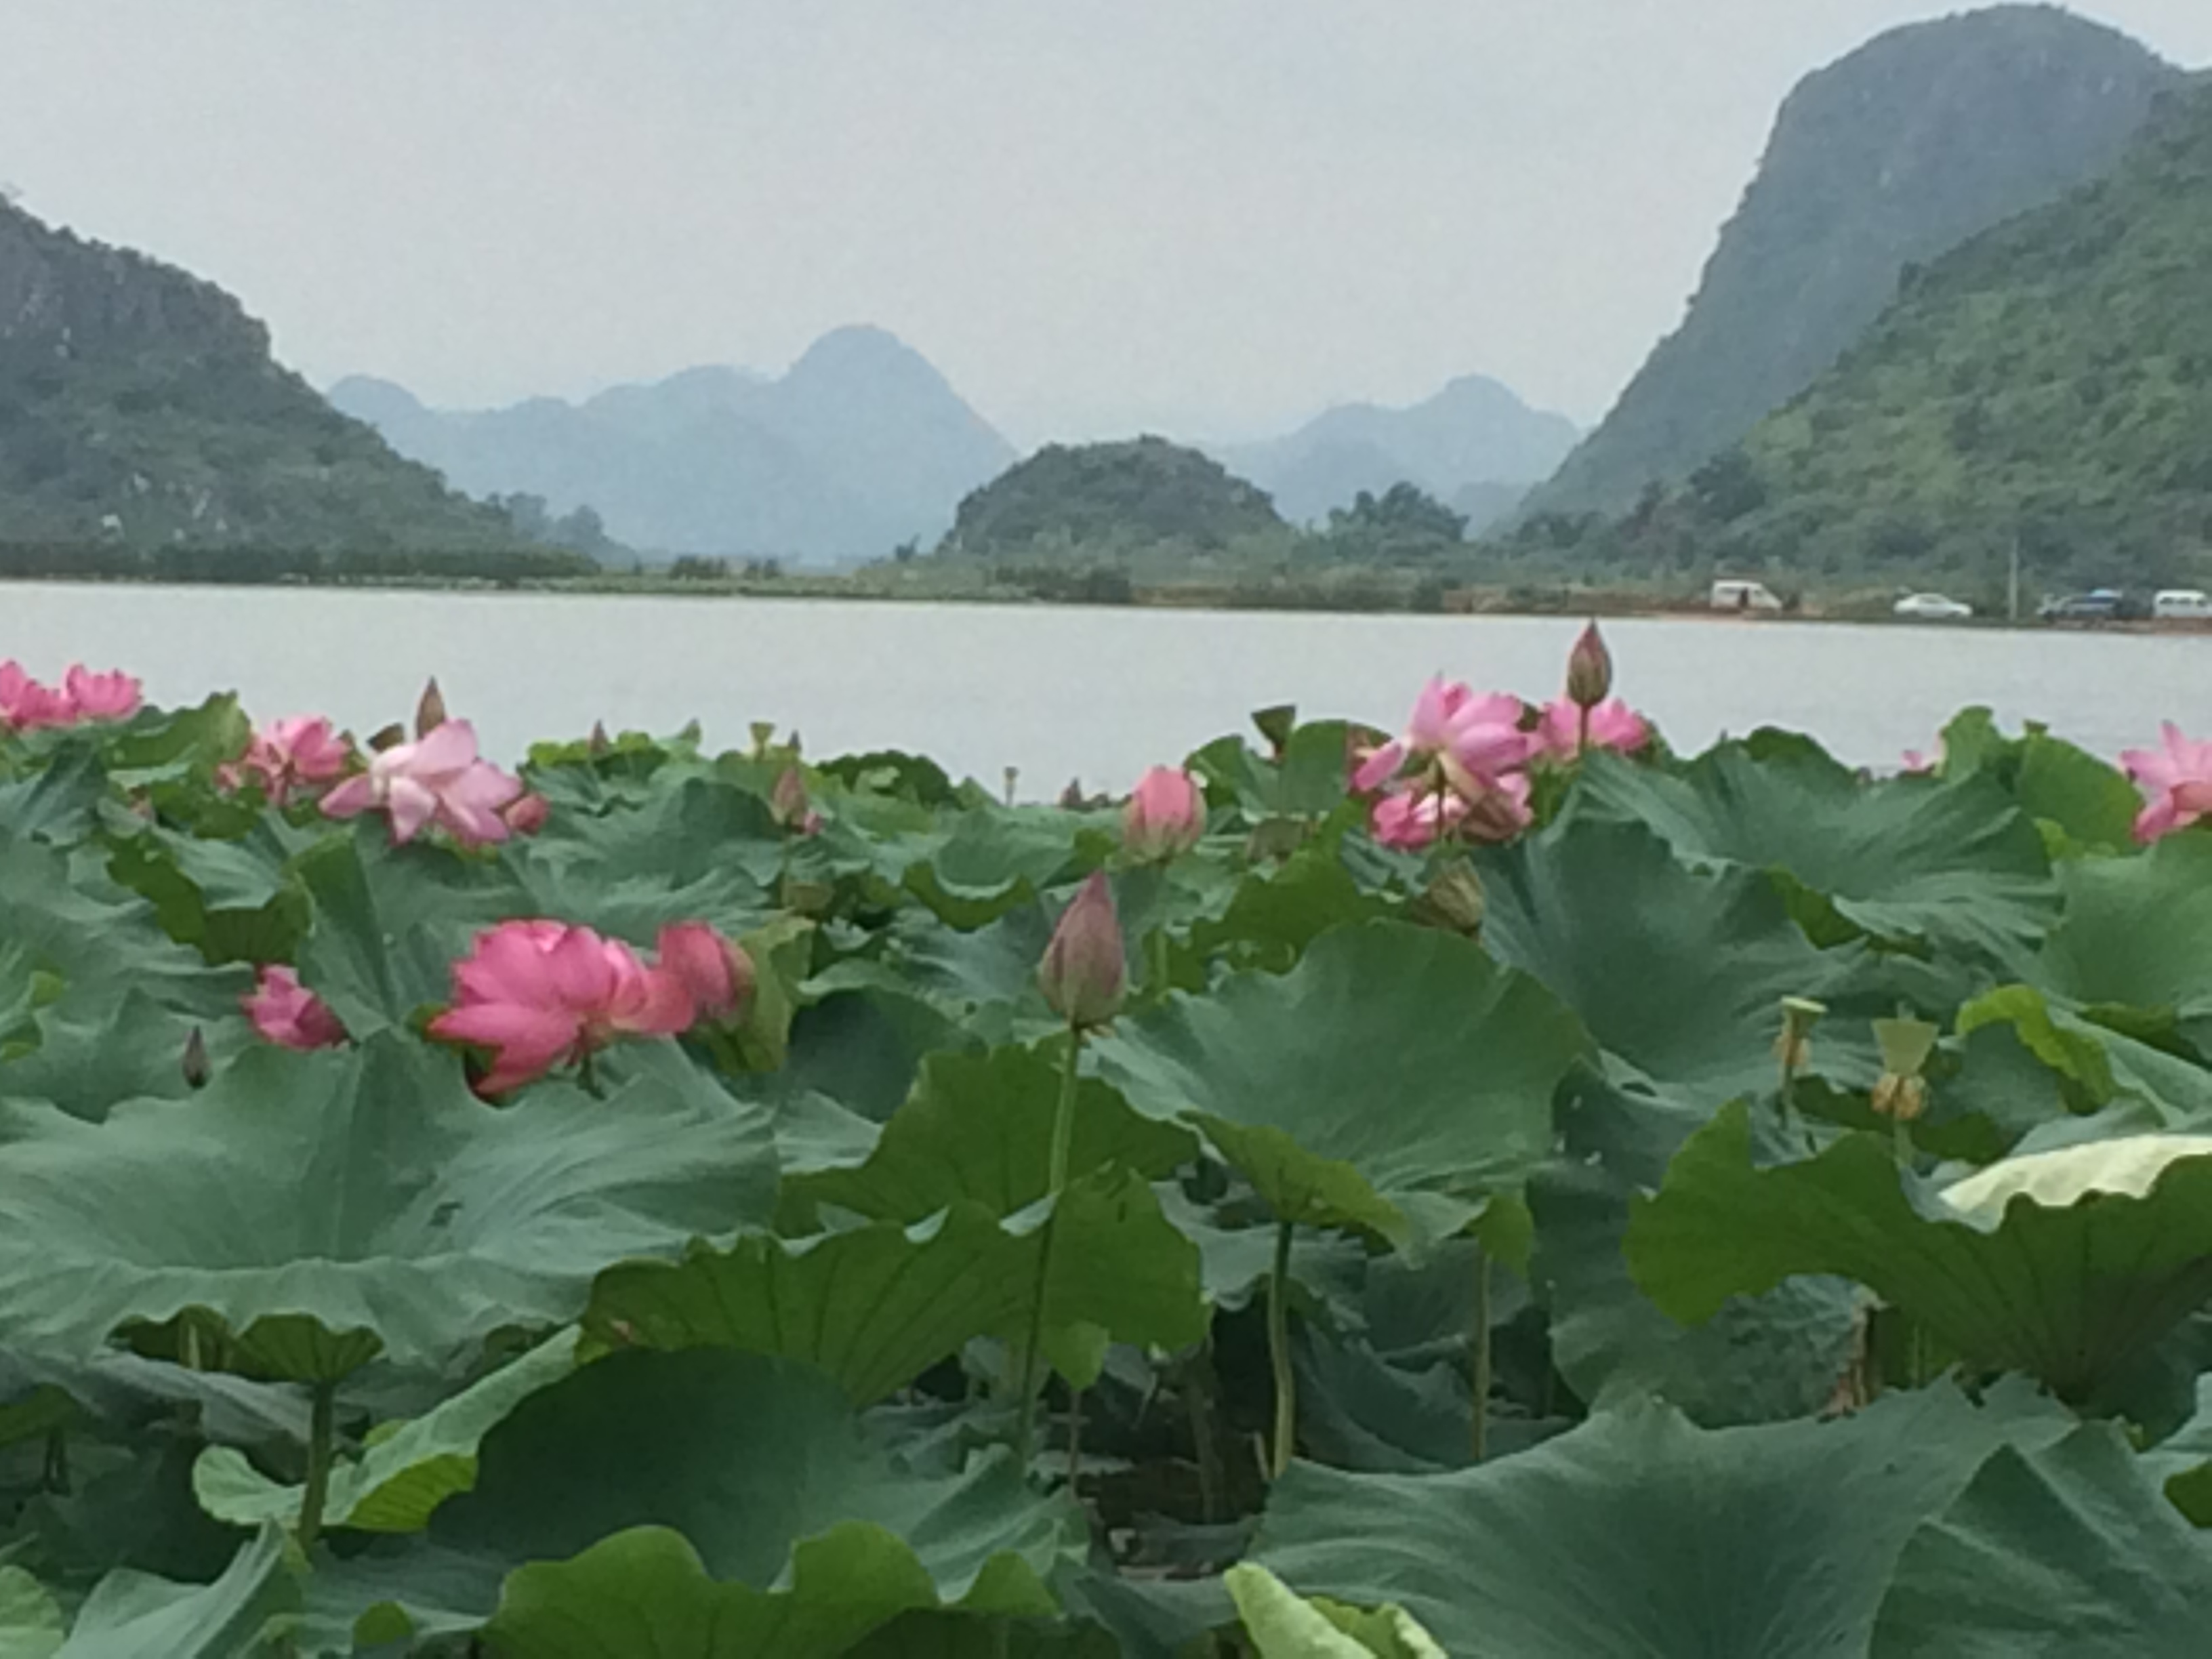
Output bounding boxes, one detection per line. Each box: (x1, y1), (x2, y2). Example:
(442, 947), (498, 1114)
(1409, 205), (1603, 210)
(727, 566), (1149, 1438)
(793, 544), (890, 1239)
(2039, 590), (2123, 623)
(2154, 588), (2212, 621)
(1709, 579), (1783, 613)
(1893, 592), (1973, 620)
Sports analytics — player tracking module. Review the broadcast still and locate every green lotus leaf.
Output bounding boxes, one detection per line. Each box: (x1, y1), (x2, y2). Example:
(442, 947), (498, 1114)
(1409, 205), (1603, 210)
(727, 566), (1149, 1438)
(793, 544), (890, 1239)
(105, 821), (311, 967)
(52, 1525), (293, 1658)
(1572, 740), (2056, 970)
(586, 1170), (1206, 1400)
(791, 1044), (1197, 1223)
(1226, 1563), (1444, 1658)
(1094, 921), (1586, 1250)
(0, 1036), (774, 1382)
(0, 745), (106, 846)
(1939, 709), (2144, 856)
(1474, 819), (1881, 1109)
(1870, 1427), (2212, 1656)
(773, 985), (977, 1124)
(0, 1569), (63, 1659)
(1253, 1383), (2067, 1658)
(431, 1350), (1084, 1659)
(2037, 834), (2212, 1060)
(1626, 1101), (2212, 1399)
(194, 1329), (583, 1535)
(900, 806), (1105, 930)
(1955, 983), (2212, 1119)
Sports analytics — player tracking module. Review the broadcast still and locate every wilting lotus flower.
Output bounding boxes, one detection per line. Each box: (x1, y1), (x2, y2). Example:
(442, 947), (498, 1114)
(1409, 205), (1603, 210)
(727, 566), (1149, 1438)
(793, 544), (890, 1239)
(2121, 722), (2212, 844)
(1534, 696), (1651, 760)
(1565, 621), (1612, 709)
(63, 665), (142, 723)
(1038, 872), (1126, 1029)
(1124, 766), (1205, 861)
(228, 716), (352, 804)
(1354, 678), (1529, 795)
(243, 966), (348, 1051)
(321, 719), (525, 847)
(656, 922), (754, 1023)
(428, 919), (697, 1095)
(770, 765), (824, 836)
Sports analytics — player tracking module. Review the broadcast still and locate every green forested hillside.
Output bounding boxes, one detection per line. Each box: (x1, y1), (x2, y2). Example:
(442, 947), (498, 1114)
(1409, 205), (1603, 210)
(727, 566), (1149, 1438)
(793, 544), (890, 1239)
(1679, 81), (2212, 590)
(940, 436), (1284, 558)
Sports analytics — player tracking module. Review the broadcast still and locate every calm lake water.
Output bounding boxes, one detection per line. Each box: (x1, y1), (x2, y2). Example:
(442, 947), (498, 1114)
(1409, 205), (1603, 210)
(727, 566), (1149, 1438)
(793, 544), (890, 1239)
(4, 582), (2206, 792)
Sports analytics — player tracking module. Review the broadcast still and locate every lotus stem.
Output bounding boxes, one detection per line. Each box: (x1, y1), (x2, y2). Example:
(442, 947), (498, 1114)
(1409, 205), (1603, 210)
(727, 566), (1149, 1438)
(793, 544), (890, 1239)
(1065, 1386), (1084, 1488)
(1182, 1342), (1225, 1523)
(1267, 1219), (1296, 1479)
(298, 1380), (336, 1550)
(1471, 1248), (1493, 1465)
(1013, 1022), (1086, 1469)
(1149, 927), (1172, 996)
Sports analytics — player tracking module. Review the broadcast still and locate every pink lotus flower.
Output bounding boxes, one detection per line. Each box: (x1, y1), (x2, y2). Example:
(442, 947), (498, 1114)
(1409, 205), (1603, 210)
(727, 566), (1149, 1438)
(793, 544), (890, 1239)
(62, 665), (142, 723)
(1533, 697), (1652, 760)
(1353, 678), (1530, 794)
(769, 766), (824, 836)
(656, 922), (754, 1023)
(1370, 773), (1532, 850)
(243, 966), (348, 1051)
(1039, 872), (1126, 1029)
(0, 662), (74, 732)
(321, 719), (525, 847)
(1901, 750), (1936, 775)
(428, 919), (697, 1095)
(2121, 722), (2212, 844)
(503, 792), (552, 836)
(1124, 766), (1206, 861)
(227, 716), (353, 805)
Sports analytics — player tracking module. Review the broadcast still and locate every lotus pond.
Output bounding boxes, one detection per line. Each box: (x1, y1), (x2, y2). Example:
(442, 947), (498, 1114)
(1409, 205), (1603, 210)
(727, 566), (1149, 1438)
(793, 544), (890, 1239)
(4, 636), (2212, 1656)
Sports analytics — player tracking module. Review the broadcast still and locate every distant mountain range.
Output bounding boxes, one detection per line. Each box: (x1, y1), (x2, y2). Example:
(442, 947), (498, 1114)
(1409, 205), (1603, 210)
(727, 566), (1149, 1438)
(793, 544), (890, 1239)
(1523, 4), (2182, 520)
(331, 327), (1017, 567)
(1214, 374), (1578, 531)
(0, 199), (520, 552)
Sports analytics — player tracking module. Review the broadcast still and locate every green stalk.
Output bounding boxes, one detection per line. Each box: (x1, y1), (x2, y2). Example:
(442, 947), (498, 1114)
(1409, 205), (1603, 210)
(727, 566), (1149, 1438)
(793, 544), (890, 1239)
(1267, 1220), (1296, 1479)
(1065, 1386), (1084, 1488)
(1183, 1343), (1225, 1524)
(1012, 1023), (1085, 1468)
(1148, 928), (1172, 997)
(1470, 1248), (1493, 1464)
(298, 1381), (337, 1550)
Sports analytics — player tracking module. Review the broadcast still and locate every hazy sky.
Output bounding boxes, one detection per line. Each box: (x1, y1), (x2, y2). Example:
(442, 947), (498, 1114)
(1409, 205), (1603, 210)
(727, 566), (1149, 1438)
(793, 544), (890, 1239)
(5, 3), (2209, 446)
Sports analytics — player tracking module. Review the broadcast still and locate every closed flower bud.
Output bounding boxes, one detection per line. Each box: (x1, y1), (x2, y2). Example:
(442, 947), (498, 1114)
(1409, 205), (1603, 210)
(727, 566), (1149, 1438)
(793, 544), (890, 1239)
(1566, 621), (1612, 710)
(1038, 872), (1126, 1029)
(770, 766), (820, 834)
(657, 922), (756, 1024)
(588, 721), (611, 757)
(503, 792), (551, 835)
(182, 1027), (211, 1090)
(1124, 766), (1205, 861)
(415, 677), (448, 738)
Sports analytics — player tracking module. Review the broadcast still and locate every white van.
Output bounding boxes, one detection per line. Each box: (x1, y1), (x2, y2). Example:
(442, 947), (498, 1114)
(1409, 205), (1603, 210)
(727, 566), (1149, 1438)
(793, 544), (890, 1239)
(2154, 589), (2212, 621)
(1710, 579), (1783, 613)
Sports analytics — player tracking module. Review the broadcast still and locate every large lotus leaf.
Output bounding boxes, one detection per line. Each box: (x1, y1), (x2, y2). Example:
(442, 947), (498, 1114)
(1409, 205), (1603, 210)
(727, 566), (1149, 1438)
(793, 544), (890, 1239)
(772, 985), (977, 1124)
(844, 1613), (1119, 1657)
(1626, 1101), (2212, 1399)
(1572, 740), (2055, 970)
(899, 806), (1107, 930)
(792, 1045), (1197, 1223)
(1174, 851), (1391, 983)
(194, 1330), (583, 1535)
(290, 1540), (506, 1657)
(1094, 922), (1586, 1250)
(1870, 1427), (2212, 1656)
(1253, 1383), (2066, 1658)
(0, 1570), (62, 1659)
(2037, 834), (2212, 1060)
(1474, 819), (1882, 1109)
(1225, 1563), (1443, 1659)
(0, 1036), (775, 1382)
(1956, 984), (2212, 1120)
(1939, 708), (2144, 856)
(104, 817), (316, 967)
(428, 1350), (1083, 1659)
(2148, 1376), (2212, 1525)
(50, 1525), (293, 1658)
(585, 1170), (1206, 1400)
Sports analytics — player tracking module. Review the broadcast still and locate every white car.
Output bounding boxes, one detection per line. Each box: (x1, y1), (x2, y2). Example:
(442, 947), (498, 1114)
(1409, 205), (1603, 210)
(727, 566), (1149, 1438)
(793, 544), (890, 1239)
(1893, 592), (1973, 620)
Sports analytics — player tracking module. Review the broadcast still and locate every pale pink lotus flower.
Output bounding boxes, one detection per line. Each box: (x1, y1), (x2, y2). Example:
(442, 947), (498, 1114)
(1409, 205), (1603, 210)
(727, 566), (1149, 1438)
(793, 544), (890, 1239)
(2121, 723), (2212, 844)
(1371, 773), (1532, 850)
(428, 919), (697, 1095)
(228, 716), (353, 805)
(656, 922), (754, 1023)
(1124, 766), (1206, 861)
(0, 661), (74, 733)
(61, 665), (142, 723)
(1901, 750), (1936, 775)
(1354, 678), (1530, 794)
(321, 719), (525, 846)
(1533, 696), (1652, 760)
(242, 966), (348, 1051)
(1038, 872), (1126, 1029)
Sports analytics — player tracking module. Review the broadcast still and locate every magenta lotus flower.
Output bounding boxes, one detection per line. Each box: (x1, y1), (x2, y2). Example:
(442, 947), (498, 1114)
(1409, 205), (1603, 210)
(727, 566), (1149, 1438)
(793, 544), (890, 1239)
(504, 792), (552, 836)
(656, 921), (754, 1023)
(0, 661), (74, 732)
(2121, 722), (2212, 844)
(1124, 766), (1205, 861)
(228, 716), (353, 805)
(243, 966), (348, 1051)
(321, 719), (525, 846)
(1534, 696), (1651, 760)
(1370, 772), (1531, 850)
(1039, 872), (1126, 1029)
(62, 665), (142, 723)
(428, 919), (697, 1095)
(1353, 678), (1530, 794)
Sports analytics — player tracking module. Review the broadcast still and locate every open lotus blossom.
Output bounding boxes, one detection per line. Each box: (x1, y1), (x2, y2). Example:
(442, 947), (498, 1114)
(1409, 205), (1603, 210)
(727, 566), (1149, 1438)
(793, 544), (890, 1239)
(243, 966), (348, 1051)
(63, 665), (144, 722)
(2121, 722), (2212, 844)
(1370, 772), (1531, 851)
(1533, 696), (1652, 760)
(1353, 678), (1530, 796)
(655, 921), (755, 1023)
(428, 919), (699, 1094)
(1124, 765), (1206, 861)
(0, 661), (141, 732)
(224, 716), (353, 804)
(321, 718), (525, 846)
(1901, 749), (1936, 775)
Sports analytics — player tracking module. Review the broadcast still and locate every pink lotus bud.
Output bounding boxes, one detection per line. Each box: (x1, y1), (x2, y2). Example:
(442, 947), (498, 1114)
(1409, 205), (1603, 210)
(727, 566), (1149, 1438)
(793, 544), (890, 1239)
(588, 721), (611, 757)
(1565, 621), (1612, 710)
(1124, 766), (1205, 861)
(504, 792), (551, 835)
(243, 966), (348, 1051)
(1038, 872), (1126, 1029)
(415, 677), (448, 738)
(657, 922), (755, 1023)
